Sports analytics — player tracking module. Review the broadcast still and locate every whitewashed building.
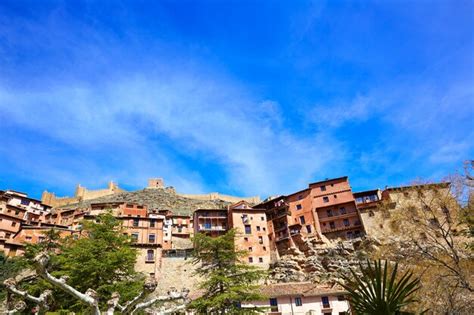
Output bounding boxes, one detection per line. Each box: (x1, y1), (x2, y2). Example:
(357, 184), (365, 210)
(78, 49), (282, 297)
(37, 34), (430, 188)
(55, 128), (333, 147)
(244, 282), (350, 315)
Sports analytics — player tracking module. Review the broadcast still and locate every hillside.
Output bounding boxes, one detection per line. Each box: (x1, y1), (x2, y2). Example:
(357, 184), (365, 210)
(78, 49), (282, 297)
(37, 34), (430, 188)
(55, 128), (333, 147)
(58, 187), (231, 215)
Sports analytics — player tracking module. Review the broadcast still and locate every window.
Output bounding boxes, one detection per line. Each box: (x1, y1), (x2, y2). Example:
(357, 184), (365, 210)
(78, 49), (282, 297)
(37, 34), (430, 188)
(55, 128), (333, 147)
(131, 233), (139, 242)
(321, 185), (326, 191)
(334, 194), (338, 199)
(245, 225), (251, 234)
(354, 230), (361, 237)
(258, 236), (263, 244)
(26, 236), (32, 241)
(150, 219), (156, 227)
(38, 236), (45, 243)
(248, 247), (253, 251)
(269, 298), (278, 312)
(299, 216), (305, 224)
(263, 227), (266, 231)
(323, 196), (329, 203)
(263, 246), (266, 251)
(149, 234), (156, 243)
(248, 257), (253, 263)
(146, 250), (154, 261)
(296, 204), (302, 210)
(11, 222), (16, 227)
(258, 257), (263, 263)
(244, 237), (249, 241)
(5, 233), (11, 239)
(327, 209), (333, 217)
(369, 210), (375, 217)
(15, 210), (20, 216)
(337, 295), (346, 301)
(295, 297), (302, 306)
(329, 221), (335, 229)
(133, 218), (139, 227)
(343, 219), (350, 227)
(321, 296), (330, 308)
(339, 207), (346, 214)
(306, 225), (312, 233)
(20, 199), (29, 206)
(256, 226), (261, 231)
(260, 216), (265, 221)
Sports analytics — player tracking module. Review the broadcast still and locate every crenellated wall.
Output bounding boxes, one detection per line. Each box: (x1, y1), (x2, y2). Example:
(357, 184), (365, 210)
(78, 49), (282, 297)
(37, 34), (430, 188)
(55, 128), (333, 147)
(178, 192), (260, 204)
(41, 181), (124, 207)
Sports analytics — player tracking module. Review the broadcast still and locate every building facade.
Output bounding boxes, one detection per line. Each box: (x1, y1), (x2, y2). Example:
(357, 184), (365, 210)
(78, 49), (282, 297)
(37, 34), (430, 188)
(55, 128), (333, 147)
(245, 282), (350, 315)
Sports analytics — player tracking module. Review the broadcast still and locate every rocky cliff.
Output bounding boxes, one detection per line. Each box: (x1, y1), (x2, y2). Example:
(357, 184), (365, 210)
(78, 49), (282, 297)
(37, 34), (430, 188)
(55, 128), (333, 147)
(269, 236), (378, 284)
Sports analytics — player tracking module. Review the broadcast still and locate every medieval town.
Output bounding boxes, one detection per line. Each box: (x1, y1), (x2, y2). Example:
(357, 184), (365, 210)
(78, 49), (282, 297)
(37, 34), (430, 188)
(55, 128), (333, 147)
(1, 171), (472, 314)
(1, 0), (473, 314)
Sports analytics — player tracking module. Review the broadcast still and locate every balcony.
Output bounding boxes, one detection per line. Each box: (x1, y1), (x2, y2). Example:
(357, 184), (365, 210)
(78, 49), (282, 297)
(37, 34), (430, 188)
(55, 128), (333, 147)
(321, 221), (362, 234)
(318, 211), (359, 222)
(198, 226), (227, 231)
(197, 212), (227, 219)
(267, 206), (290, 220)
(275, 232), (290, 242)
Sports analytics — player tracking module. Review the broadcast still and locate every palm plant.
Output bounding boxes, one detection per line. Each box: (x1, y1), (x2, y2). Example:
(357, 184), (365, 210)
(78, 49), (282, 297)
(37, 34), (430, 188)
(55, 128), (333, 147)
(341, 260), (424, 315)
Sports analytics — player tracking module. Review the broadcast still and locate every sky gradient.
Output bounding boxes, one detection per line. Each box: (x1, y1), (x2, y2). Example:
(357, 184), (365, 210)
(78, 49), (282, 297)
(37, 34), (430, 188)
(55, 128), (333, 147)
(0, 0), (473, 199)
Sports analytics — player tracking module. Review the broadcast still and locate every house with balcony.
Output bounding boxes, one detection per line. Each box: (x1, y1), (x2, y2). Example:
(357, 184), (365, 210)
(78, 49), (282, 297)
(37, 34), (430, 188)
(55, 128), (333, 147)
(311, 177), (365, 240)
(3, 190), (51, 224)
(193, 208), (229, 236)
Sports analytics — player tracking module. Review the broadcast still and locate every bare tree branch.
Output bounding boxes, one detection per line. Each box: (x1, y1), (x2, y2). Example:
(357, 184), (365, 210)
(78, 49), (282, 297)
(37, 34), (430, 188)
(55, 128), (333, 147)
(33, 252), (101, 315)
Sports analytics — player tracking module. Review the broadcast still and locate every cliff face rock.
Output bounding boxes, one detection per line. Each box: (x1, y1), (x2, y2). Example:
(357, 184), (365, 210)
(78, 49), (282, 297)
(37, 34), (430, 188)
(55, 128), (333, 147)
(269, 236), (378, 284)
(59, 187), (231, 215)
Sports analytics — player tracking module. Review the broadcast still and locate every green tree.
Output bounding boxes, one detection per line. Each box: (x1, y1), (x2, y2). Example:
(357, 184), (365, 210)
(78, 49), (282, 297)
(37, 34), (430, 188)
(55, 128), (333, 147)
(19, 211), (144, 312)
(0, 252), (26, 300)
(189, 229), (266, 314)
(341, 260), (422, 315)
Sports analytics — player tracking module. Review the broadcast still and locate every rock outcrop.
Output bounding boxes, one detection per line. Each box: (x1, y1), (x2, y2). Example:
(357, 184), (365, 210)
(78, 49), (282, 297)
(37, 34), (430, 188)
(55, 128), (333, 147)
(269, 236), (378, 284)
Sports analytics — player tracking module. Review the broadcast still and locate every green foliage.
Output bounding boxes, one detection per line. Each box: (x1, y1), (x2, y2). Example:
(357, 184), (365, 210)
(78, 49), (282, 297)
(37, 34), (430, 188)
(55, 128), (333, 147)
(20, 211), (144, 312)
(0, 252), (27, 300)
(341, 260), (423, 315)
(189, 229), (267, 314)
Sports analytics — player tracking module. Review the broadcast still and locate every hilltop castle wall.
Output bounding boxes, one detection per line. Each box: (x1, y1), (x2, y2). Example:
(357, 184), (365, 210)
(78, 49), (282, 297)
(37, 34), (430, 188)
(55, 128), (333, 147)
(178, 192), (260, 204)
(41, 181), (123, 207)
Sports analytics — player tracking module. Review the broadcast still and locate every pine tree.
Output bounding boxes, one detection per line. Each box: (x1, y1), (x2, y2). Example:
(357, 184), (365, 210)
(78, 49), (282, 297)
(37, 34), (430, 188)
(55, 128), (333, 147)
(189, 229), (266, 314)
(21, 211), (144, 312)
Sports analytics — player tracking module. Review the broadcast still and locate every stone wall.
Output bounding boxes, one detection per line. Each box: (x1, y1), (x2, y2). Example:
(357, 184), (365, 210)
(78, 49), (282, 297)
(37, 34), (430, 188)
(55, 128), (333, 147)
(41, 181), (124, 207)
(155, 256), (201, 294)
(178, 192), (260, 204)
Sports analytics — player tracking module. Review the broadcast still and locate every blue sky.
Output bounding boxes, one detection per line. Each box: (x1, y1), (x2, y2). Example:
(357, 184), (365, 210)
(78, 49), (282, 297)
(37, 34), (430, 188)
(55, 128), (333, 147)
(0, 0), (473, 199)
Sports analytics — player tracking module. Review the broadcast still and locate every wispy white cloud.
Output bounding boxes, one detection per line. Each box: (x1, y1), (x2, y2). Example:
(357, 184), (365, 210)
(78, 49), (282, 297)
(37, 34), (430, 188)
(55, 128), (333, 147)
(0, 70), (340, 197)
